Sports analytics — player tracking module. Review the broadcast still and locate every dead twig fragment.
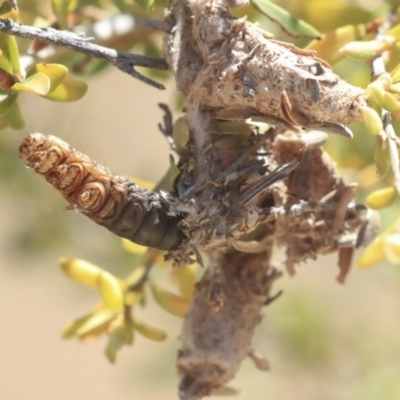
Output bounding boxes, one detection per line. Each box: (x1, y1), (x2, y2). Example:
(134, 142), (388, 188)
(0, 18), (169, 89)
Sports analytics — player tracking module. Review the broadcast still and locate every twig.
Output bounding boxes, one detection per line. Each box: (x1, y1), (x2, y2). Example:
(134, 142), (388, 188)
(0, 18), (169, 89)
(158, 103), (176, 149)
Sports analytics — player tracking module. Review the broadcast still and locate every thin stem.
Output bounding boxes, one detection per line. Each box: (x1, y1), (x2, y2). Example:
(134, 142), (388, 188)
(0, 18), (169, 89)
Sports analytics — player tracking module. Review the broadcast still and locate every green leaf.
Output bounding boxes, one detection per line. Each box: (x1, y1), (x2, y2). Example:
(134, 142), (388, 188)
(105, 342), (117, 363)
(133, 318), (167, 341)
(0, 92), (17, 116)
(62, 313), (93, 339)
(362, 107), (383, 136)
(150, 281), (190, 318)
(74, 309), (115, 336)
(154, 156), (181, 191)
(387, 23), (400, 42)
(0, 1), (13, 15)
(134, 0), (154, 12)
(0, 100), (25, 130)
(367, 81), (400, 112)
(59, 257), (102, 288)
(306, 24), (366, 65)
(121, 239), (148, 255)
(374, 135), (391, 179)
(12, 73), (51, 95)
(96, 272), (125, 313)
(366, 187), (397, 210)
(205, 120), (255, 134)
(104, 319), (134, 364)
(357, 217), (399, 269)
(44, 75), (88, 101)
(27, 63), (68, 93)
(172, 117), (190, 156)
(390, 62), (400, 84)
(251, 0), (320, 39)
(340, 39), (394, 62)
(51, 0), (77, 29)
(108, 319), (134, 349)
(0, 33), (20, 74)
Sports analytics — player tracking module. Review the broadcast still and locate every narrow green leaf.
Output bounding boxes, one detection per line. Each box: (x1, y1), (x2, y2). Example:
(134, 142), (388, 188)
(366, 186), (397, 210)
(150, 281), (190, 318)
(387, 23), (400, 41)
(133, 318), (167, 341)
(390, 62), (400, 84)
(75, 309), (115, 336)
(307, 24), (366, 65)
(59, 257), (102, 288)
(51, 0), (71, 29)
(0, 33), (20, 74)
(251, 0), (320, 39)
(108, 320), (133, 349)
(340, 39), (394, 62)
(121, 239), (147, 255)
(104, 342), (117, 363)
(96, 272), (125, 313)
(362, 107), (383, 136)
(44, 75), (88, 101)
(12, 73), (50, 95)
(62, 313), (93, 339)
(374, 135), (391, 179)
(172, 117), (190, 156)
(206, 120), (255, 135)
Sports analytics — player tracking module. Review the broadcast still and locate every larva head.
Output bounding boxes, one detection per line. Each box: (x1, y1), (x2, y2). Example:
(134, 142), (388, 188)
(18, 133), (69, 175)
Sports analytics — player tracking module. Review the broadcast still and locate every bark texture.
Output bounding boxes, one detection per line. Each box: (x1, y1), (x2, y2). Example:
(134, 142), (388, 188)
(162, 1), (373, 398)
(164, 0), (367, 130)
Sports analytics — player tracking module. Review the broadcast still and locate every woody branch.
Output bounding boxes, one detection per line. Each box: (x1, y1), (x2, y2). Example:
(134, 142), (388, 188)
(0, 18), (169, 89)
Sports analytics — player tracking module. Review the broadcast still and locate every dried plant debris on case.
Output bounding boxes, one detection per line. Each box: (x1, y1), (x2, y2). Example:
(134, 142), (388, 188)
(174, 124), (374, 399)
(164, 0), (367, 136)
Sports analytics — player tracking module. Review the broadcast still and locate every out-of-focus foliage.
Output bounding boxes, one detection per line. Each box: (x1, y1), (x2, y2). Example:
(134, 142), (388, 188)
(0, 0), (170, 129)
(250, 0), (320, 39)
(60, 247), (196, 362)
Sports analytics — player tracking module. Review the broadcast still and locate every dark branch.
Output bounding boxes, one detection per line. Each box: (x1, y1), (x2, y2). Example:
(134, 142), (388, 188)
(0, 18), (169, 89)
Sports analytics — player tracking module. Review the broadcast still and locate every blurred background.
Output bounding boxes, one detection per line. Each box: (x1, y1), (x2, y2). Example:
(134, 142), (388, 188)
(0, 0), (400, 399)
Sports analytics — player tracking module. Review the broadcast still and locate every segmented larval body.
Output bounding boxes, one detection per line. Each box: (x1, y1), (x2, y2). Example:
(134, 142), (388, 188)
(18, 133), (183, 251)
